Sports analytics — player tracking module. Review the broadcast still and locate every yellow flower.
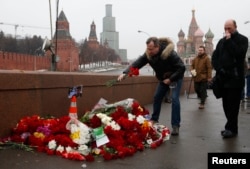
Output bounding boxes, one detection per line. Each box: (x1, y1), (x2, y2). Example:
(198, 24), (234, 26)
(70, 131), (80, 140)
(141, 121), (151, 131)
(33, 132), (45, 140)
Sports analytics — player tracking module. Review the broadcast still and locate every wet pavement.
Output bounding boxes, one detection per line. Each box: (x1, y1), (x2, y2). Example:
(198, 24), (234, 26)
(1, 90), (250, 169)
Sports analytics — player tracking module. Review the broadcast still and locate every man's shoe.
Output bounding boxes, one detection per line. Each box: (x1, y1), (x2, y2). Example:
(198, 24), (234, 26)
(199, 104), (204, 109)
(171, 126), (179, 136)
(222, 130), (237, 138)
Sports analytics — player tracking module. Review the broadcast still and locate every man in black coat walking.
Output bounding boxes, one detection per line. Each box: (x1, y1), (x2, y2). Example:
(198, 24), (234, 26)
(212, 19), (249, 138)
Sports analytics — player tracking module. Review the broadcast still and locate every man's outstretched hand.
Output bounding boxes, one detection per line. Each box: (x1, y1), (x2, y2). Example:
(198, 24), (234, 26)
(117, 74), (126, 81)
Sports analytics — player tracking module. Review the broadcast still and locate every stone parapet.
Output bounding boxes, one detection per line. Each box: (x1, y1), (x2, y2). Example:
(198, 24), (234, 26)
(0, 70), (194, 137)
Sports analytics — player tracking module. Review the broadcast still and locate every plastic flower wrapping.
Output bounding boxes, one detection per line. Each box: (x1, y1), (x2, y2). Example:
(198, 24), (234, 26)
(0, 98), (170, 161)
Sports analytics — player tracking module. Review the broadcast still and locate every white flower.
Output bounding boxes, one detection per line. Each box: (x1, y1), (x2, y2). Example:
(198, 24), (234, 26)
(70, 122), (91, 145)
(97, 113), (112, 125)
(78, 145), (90, 155)
(128, 113), (135, 121)
(48, 140), (57, 150)
(101, 116), (112, 125)
(108, 120), (120, 130)
(146, 139), (153, 145)
(136, 115), (146, 124)
(96, 113), (105, 119)
(65, 146), (73, 153)
(56, 145), (64, 153)
(70, 124), (79, 133)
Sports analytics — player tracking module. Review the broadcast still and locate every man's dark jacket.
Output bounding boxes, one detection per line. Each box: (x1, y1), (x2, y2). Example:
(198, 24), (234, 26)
(212, 31), (248, 88)
(123, 38), (186, 82)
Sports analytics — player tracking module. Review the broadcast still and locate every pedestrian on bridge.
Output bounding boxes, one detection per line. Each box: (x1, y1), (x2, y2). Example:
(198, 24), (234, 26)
(212, 19), (248, 138)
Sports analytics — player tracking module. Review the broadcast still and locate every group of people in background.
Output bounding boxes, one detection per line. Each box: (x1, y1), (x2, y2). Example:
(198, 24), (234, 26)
(117, 19), (248, 139)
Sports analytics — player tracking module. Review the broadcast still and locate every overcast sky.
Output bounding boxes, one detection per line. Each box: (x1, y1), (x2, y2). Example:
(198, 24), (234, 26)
(1, 0), (250, 59)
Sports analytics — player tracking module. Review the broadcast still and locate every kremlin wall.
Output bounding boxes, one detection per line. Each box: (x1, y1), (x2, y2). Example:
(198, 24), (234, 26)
(0, 51), (50, 71)
(0, 7), (214, 72)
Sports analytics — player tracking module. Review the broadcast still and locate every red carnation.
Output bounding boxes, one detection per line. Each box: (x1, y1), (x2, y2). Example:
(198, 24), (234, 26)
(128, 67), (139, 77)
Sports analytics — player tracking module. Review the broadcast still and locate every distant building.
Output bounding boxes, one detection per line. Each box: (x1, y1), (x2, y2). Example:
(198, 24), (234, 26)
(100, 4), (128, 63)
(1, 6), (126, 71)
(0, 10), (80, 72)
(176, 9), (214, 65)
(51, 10), (79, 71)
(87, 21), (99, 49)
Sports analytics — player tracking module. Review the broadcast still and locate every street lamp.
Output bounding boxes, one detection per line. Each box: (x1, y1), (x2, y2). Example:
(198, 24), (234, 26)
(42, 37), (56, 71)
(138, 30), (151, 37)
(47, 0), (59, 71)
(48, 0), (53, 40)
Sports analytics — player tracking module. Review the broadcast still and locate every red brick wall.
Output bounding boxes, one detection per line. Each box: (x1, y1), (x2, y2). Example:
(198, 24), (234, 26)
(0, 34), (79, 72)
(0, 51), (50, 71)
(55, 39), (79, 72)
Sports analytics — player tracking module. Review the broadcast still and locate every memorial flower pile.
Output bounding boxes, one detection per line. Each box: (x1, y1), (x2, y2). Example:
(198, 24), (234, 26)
(1, 98), (170, 161)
